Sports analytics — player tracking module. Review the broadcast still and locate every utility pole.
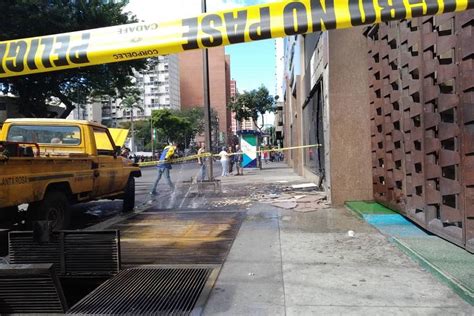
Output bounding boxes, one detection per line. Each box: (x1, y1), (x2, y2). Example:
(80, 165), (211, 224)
(130, 108), (135, 152)
(150, 114), (154, 158)
(202, 0), (213, 180)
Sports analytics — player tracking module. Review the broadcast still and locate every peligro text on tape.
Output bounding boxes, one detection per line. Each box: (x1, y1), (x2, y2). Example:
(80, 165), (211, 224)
(0, 0), (472, 78)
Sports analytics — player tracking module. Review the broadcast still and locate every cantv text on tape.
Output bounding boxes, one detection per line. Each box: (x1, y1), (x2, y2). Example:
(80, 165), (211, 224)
(0, 0), (472, 78)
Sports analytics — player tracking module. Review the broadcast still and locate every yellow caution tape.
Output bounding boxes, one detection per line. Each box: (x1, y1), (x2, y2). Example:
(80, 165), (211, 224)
(138, 143), (321, 167)
(1, 0), (472, 78)
(257, 144), (321, 153)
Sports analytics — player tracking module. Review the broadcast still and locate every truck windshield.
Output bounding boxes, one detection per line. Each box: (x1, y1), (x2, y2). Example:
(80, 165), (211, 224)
(7, 125), (81, 145)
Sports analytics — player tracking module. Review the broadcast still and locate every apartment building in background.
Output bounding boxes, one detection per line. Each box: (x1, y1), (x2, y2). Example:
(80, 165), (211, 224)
(230, 79), (238, 135)
(71, 55), (180, 125)
(179, 47), (232, 145)
(274, 38), (285, 147)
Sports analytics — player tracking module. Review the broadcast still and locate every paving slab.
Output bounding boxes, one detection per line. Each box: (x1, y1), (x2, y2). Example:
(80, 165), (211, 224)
(204, 166), (473, 314)
(204, 206), (285, 315)
(393, 236), (474, 305)
(286, 306), (470, 315)
(346, 201), (474, 306)
(283, 262), (466, 307)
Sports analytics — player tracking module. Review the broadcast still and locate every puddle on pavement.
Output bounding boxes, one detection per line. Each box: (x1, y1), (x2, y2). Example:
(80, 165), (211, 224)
(112, 210), (246, 268)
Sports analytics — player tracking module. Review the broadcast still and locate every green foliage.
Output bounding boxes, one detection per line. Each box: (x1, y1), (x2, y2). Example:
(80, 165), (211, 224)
(173, 107), (205, 135)
(119, 86), (143, 112)
(151, 107), (220, 148)
(0, 0), (146, 118)
(119, 106), (220, 150)
(119, 119), (151, 150)
(152, 109), (193, 146)
(228, 85), (275, 131)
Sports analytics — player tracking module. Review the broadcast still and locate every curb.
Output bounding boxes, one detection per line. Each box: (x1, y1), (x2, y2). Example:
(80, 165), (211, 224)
(391, 237), (473, 305)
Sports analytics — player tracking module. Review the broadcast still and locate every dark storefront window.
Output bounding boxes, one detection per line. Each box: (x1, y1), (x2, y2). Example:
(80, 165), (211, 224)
(303, 82), (325, 177)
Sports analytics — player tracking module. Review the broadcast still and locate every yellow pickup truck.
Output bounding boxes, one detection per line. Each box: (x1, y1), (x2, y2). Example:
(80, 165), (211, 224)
(0, 118), (141, 230)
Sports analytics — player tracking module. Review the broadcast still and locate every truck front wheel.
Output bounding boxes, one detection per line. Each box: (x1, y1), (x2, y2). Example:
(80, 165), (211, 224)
(33, 191), (71, 231)
(122, 177), (135, 213)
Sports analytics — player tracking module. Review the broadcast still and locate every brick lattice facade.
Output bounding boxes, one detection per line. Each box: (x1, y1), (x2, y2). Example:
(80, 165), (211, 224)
(367, 11), (474, 252)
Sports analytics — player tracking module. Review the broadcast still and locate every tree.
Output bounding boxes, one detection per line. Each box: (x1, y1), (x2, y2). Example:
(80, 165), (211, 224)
(228, 85), (276, 132)
(151, 109), (193, 148)
(0, 0), (146, 118)
(151, 107), (220, 149)
(228, 85), (276, 169)
(119, 119), (152, 151)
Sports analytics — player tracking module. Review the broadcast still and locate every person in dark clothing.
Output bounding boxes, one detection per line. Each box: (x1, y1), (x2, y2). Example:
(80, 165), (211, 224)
(235, 144), (243, 175)
(228, 146), (235, 175)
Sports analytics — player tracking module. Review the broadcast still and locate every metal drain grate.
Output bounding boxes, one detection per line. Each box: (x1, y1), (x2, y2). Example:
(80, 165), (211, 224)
(0, 263), (68, 314)
(9, 231), (61, 272)
(68, 265), (220, 315)
(9, 230), (120, 277)
(63, 231), (121, 276)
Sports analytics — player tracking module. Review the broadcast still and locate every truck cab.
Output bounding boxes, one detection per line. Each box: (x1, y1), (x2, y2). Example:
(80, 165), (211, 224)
(0, 119), (141, 230)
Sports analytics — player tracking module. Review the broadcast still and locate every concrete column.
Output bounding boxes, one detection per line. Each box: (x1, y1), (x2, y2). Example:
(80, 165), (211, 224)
(327, 27), (373, 205)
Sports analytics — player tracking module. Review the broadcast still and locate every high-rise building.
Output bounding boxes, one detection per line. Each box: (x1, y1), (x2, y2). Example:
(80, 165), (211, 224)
(116, 55), (181, 122)
(230, 79), (238, 135)
(230, 79), (256, 134)
(274, 38), (285, 146)
(178, 47), (231, 145)
(70, 55), (180, 125)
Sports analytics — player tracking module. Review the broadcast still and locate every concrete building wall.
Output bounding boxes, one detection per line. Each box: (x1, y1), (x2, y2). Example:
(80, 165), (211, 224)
(282, 28), (373, 205)
(168, 54), (181, 110)
(327, 28), (373, 205)
(224, 55), (232, 142)
(179, 47), (231, 142)
(275, 38), (285, 98)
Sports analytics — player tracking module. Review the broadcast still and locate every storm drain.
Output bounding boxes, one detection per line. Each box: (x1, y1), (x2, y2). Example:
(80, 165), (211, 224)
(9, 230), (120, 277)
(0, 263), (68, 314)
(68, 265), (220, 315)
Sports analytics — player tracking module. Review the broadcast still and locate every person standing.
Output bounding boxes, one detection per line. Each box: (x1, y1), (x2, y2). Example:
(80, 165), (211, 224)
(228, 146), (235, 175)
(235, 144), (243, 175)
(218, 146), (229, 177)
(263, 146), (269, 164)
(150, 142), (176, 195)
(197, 143), (207, 181)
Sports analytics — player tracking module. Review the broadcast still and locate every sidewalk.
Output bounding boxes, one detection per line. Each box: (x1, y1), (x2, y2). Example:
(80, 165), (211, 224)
(204, 163), (473, 315)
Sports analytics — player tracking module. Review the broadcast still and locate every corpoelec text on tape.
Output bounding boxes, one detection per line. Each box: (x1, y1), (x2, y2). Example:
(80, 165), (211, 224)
(1, 0), (472, 78)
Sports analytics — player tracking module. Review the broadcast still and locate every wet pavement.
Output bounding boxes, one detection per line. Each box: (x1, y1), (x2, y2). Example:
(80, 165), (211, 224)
(112, 209), (246, 268)
(59, 162), (474, 314)
(2, 161), (473, 314)
(203, 163), (474, 315)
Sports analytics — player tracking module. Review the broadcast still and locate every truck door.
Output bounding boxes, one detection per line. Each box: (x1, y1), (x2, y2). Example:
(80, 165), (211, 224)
(91, 127), (123, 197)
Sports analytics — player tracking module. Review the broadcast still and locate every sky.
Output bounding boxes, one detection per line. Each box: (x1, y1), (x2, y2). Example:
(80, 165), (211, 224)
(125, 0), (277, 124)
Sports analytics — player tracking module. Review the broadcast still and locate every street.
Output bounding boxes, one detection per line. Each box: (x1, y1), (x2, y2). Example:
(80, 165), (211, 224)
(68, 161), (227, 229)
